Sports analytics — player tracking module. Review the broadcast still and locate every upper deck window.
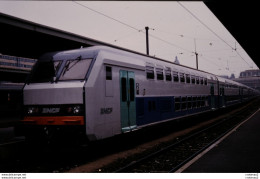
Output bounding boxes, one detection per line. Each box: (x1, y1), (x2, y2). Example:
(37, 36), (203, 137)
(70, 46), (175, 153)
(173, 71), (179, 82)
(156, 68), (164, 80)
(204, 78), (208, 85)
(164, 67), (171, 81)
(180, 73), (185, 83)
(196, 76), (199, 84)
(186, 74), (190, 84)
(191, 76), (195, 84)
(60, 58), (92, 81)
(146, 66), (154, 79)
(200, 77), (204, 85)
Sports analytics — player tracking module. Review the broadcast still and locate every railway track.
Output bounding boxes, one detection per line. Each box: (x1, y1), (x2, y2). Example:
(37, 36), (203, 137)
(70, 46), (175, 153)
(98, 98), (260, 172)
(1, 98), (259, 173)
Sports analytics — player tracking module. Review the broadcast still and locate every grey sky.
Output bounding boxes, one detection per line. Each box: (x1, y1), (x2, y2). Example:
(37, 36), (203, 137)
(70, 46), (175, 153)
(0, 1), (258, 77)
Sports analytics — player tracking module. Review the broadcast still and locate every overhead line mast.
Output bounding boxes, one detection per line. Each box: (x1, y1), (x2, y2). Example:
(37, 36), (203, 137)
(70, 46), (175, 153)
(145, 26), (149, 55)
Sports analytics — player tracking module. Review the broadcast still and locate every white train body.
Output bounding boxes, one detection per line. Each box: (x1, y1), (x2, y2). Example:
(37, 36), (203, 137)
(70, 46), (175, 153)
(22, 46), (258, 142)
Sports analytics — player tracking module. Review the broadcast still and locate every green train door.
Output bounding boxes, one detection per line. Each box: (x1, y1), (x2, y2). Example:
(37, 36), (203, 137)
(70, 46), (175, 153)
(120, 70), (137, 132)
(210, 83), (216, 109)
(220, 86), (225, 107)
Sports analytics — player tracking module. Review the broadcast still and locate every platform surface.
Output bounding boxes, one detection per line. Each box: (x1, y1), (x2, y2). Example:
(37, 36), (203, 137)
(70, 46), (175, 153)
(183, 108), (260, 173)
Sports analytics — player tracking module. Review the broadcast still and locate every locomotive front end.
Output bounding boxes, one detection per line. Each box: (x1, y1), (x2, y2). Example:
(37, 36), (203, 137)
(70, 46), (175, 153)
(21, 50), (94, 144)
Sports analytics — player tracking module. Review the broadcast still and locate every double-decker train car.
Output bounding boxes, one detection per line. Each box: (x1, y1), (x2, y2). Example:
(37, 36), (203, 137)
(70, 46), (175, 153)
(21, 46), (259, 142)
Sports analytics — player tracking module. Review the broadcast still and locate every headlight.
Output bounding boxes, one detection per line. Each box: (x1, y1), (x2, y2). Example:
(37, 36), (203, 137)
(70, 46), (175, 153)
(27, 107), (39, 114)
(73, 106), (81, 114)
(66, 105), (82, 115)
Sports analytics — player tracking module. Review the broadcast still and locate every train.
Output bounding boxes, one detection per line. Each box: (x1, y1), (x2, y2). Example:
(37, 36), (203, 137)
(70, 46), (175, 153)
(20, 46), (259, 143)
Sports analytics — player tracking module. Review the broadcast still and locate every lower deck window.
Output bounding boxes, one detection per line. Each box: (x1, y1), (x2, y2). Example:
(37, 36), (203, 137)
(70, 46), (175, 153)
(187, 97), (192, 109)
(201, 96), (205, 107)
(197, 97), (201, 107)
(174, 96), (209, 112)
(192, 97), (197, 108)
(181, 97), (187, 110)
(174, 97), (181, 111)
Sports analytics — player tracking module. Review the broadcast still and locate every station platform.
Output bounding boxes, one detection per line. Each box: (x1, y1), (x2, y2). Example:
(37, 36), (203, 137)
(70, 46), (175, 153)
(182, 108), (260, 173)
(0, 116), (21, 128)
(0, 116), (21, 144)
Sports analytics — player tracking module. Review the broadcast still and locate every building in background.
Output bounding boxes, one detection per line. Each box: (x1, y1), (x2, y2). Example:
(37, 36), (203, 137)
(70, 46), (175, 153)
(0, 54), (36, 73)
(233, 69), (260, 91)
(0, 54), (36, 117)
(0, 54), (36, 85)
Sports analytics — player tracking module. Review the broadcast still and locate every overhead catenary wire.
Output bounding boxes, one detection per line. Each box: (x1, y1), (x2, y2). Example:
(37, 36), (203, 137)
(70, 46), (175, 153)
(156, 28), (241, 48)
(148, 32), (194, 54)
(235, 50), (251, 67)
(201, 55), (228, 70)
(73, 1), (141, 32)
(114, 28), (145, 42)
(73, 1), (193, 54)
(177, 2), (234, 50)
(72, 0), (211, 55)
(73, 1), (250, 72)
(177, 1), (251, 68)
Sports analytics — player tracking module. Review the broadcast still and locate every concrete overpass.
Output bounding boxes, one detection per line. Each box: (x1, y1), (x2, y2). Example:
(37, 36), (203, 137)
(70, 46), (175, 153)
(0, 12), (112, 60)
(0, 12), (126, 86)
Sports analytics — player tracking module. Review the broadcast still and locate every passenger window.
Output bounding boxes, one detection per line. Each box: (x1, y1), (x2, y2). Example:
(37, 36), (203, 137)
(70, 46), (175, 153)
(205, 96), (209, 106)
(187, 97), (192, 109)
(197, 96), (201, 107)
(175, 97), (181, 111)
(196, 77), (199, 84)
(165, 70), (172, 81)
(204, 78), (208, 85)
(173, 71), (179, 82)
(186, 74), (190, 84)
(181, 97), (187, 110)
(210, 85), (214, 95)
(191, 76), (195, 84)
(192, 97), (197, 108)
(106, 66), (112, 80)
(129, 78), (135, 101)
(200, 78), (203, 85)
(146, 66), (154, 79)
(121, 78), (127, 102)
(180, 73), (185, 83)
(201, 96), (205, 107)
(156, 68), (164, 80)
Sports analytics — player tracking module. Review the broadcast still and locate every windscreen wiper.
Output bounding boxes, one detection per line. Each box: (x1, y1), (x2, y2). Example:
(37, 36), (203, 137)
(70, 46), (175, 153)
(62, 56), (82, 76)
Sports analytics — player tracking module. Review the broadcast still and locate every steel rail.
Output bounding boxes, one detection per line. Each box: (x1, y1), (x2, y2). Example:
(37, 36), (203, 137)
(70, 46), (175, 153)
(114, 102), (256, 173)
